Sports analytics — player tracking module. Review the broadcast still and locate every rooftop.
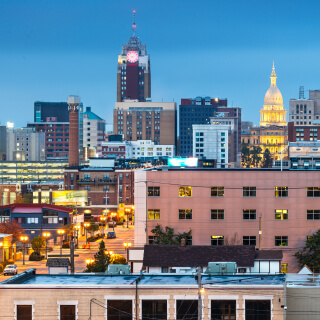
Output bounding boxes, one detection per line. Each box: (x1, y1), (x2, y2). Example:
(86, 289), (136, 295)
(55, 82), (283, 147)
(1, 269), (285, 288)
(0, 203), (73, 214)
(83, 106), (103, 120)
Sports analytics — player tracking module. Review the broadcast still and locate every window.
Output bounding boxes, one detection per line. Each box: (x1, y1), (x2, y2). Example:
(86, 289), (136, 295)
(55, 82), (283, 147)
(27, 217), (39, 224)
(148, 209), (160, 220)
(179, 186), (192, 197)
(179, 209), (192, 220)
(211, 235), (224, 245)
(275, 236), (288, 246)
(275, 209), (288, 220)
(243, 236), (256, 246)
(142, 300), (167, 320)
(243, 186), (256, 197)
(0, 209), (10, 222)
(307, 209), (320, 220)
(281, 263), (288, 273)
(307, 187), (320, 197)
(176, 300), (198, 320)
(243, 209), (256, 220)
(148, 186), (160, 197)
(17, 305), (32, 320)
(211, 300), (236, 320)
(245, 300), (270, 320)
(275, 186), (288, 197)
(60, 305), (76, 320)
(186, 236), (192, 245)
(43, 209), (59, 224)
(211, 186), (224, 197)
(107, 300), (132, 320)
(211, 209), (224, 220)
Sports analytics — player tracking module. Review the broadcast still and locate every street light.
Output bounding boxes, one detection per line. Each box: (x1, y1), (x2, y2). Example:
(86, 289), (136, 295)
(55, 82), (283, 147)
(111, 213), (116, 231)
(123, 242), (132, 259)
(74, 225), (80, 248)
(125, 208), (130, 228)
(57, 229), (65, 256)
(20, 236), (28, 265)
(84, 222), (90, 244)
(86, 259), (94, 271)
(100, 216), (107, 237)
(42, 232), (50, 259)
(105, 250), (113, 256)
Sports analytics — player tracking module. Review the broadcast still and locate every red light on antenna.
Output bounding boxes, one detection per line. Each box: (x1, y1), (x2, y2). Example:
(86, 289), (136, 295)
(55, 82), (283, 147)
(133, 10), (136, 13)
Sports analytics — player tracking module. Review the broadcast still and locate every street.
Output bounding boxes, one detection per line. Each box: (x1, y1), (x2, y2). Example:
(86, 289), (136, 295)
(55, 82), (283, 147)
(0, 226), (134, 282)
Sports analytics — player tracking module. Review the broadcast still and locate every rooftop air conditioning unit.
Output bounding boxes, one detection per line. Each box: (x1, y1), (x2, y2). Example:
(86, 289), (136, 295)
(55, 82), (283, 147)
(205, 262), (237, 275)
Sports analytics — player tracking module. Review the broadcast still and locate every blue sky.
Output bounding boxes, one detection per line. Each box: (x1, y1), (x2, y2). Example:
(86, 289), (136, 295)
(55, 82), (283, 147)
(0, 0), (320, 127)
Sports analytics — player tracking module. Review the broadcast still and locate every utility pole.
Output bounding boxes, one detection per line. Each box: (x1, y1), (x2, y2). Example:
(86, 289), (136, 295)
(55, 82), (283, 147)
(145, 181), (148, 245)
(259, 214), (262, 250)
(70, 241), (75, 274)
(197, 267), (202, 320)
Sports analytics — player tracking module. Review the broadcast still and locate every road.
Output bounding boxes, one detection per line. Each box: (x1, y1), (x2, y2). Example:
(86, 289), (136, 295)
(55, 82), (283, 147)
(0, 226), (134, 282)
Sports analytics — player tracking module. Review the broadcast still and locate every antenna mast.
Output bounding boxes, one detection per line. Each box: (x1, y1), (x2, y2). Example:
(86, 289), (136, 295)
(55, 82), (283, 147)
(132, 10), (136, 37)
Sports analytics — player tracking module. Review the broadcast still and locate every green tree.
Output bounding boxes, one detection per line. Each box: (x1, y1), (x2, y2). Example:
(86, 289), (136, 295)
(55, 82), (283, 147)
(86, 218), (99, 237)
(241, 143), (251, 168)
(84, 240), (110, 273)
(31, 236), (46, 254)
(151, 224), (192, 245)
(294, 230), (320, 272)
(261, 148), (273, 168)
(250, 146), (262, 167)
(110, 253), (127, 265)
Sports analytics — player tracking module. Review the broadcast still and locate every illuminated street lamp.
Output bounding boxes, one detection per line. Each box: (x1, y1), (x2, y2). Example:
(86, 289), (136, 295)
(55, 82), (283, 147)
(20, 236), (28, 265)
(86, 259), (95, 271)
(42, 232), (51, 259)
(74, 225), (81, 248)
(123, 242), (132, 259)
(83, 222), (90, 244)
(125, 208), (131, 228)
(57, 229), (65, 256)
(105, 250), (113, 256)
(100, 216), (107, 237)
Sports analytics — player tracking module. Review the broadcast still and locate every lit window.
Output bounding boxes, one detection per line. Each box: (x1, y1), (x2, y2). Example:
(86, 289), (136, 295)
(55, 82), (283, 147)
(275, 209), (288, 220)
(179, 186), (192, 197)
(179, 209), (192, 220)
(307, 187), (320, 197)
(275, 236), (288, 246)
(148, 209), (160, 220)
(211, 235), (224, 246)
(211, 186), (224, 197)
(148, 187), (160, 197)
(275, 186), (288, 197)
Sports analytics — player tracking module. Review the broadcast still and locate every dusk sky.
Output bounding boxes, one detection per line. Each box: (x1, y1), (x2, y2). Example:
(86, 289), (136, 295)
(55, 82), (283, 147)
(1, 0), (320, 128)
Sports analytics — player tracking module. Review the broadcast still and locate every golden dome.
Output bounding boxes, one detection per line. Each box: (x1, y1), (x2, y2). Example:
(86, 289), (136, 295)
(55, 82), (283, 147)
(264, 62), (283, 106)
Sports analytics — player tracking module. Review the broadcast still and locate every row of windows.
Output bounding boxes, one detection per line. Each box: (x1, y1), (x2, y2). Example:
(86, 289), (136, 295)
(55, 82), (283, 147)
(211, 235), (288, 247)
(148, 186), (320, 198)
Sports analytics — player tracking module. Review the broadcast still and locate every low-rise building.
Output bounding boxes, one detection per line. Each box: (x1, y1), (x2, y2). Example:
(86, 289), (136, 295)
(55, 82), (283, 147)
(0, 233), (15, 262)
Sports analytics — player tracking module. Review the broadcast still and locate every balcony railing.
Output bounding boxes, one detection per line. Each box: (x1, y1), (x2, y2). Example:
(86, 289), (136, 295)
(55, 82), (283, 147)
(97, 178), (117, 185)
(77, 179), (95, 184)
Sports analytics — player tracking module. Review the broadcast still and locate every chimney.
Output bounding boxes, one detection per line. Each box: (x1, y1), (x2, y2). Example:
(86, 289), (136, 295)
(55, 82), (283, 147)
(67, 95), (81, 167)
(180, 238), (186, 247)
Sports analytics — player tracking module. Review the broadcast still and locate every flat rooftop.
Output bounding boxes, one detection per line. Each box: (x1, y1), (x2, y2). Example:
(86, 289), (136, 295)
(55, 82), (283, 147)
(1, 269), (285, 288)
(286, 274), (320, 288)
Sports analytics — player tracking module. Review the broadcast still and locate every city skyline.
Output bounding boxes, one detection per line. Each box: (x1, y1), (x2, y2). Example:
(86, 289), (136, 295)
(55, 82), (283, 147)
(1, 0), (320, 127)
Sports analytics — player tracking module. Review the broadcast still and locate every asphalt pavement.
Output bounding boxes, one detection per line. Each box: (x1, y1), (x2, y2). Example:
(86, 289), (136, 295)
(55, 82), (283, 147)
(0, 226), (134, 282)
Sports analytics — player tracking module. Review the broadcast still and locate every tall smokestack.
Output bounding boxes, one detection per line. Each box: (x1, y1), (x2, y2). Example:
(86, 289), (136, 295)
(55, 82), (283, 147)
(67, 95), (81, 167)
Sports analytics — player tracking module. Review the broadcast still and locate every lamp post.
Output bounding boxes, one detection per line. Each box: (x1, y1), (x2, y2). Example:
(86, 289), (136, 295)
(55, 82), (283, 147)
(84, 222), (90, 244)
(111, 213), (116, 232)
(123, 242), (132, 260)
(100, 216), (106, 237)
(74, 225), (80, 249)
(42, 232), (50, 259)
(57, 229), (65, 256)
(20, 236), (28, 265)
(125, 208), (130, 228)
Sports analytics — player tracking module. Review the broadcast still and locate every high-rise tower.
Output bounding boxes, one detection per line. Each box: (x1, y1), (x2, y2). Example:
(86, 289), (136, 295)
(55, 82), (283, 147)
(117, 11), (151, 102)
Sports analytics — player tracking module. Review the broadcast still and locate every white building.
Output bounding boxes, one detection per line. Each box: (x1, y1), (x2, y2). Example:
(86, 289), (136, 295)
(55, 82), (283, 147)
(192, 123), (229, 168)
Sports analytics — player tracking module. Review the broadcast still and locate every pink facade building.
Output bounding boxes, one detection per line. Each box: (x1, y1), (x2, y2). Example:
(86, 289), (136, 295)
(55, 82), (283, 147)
(134, 168), (320, 272)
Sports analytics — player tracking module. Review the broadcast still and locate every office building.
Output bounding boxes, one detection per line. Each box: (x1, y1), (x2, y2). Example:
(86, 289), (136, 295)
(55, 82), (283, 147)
(289, 88), (320, 125)
(113, 100), (177, 146)
(117, 12), (151, 102)
(34, 101), (69, 123)
(0, 125), (6, 160)
(135, 167), (320, 272)
(179, 97), (242, 158)
(288, 121), (320, 142)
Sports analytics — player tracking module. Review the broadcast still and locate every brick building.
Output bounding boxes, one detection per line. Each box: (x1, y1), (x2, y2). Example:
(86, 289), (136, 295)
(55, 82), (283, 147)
(288, 121), (320, 142)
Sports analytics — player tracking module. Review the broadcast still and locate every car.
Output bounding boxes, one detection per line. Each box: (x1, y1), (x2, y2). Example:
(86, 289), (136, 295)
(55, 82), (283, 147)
(107, 232), (116, 239)
(3, 264), (18, 276)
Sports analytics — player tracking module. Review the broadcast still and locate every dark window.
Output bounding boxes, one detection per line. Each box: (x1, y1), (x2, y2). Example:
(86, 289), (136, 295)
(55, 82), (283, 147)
(60, 305), (75, 320)
(186, 236), (192, 245)
(243, 186), (256, 197)
(243, 209), (256, 220)
(179, 209), (192, 220)
(307, 210), (320, 220)
(275, 186), (288, 197)
(243, 236), (256, 246)
(245, 300), (271, 320)
(211, 187), (224, 197)
(211, 300), (236, 320)
(275, 236), (288, 246)
(307, 187), (320, 197)
(211, 209), (224, 220)
(142, 300), (167, 320)
(17, 305), (32, 320)
(211, 235), (224, 245)
(107, 300), (132, 320)
(43, 209), (59, 224)
(148, 186), (160, 197)
(0, 209), (10, 222)
(176, 300), (197, 320)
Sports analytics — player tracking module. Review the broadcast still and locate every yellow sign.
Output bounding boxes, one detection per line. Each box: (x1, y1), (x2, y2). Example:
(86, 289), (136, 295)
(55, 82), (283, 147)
(52, 190), (88, 204)
(119, 203), (125, 208)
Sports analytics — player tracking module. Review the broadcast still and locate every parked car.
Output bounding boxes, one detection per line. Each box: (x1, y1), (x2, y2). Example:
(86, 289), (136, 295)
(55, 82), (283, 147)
(107, 232), (116, 239)
(3, 264), (18, 276)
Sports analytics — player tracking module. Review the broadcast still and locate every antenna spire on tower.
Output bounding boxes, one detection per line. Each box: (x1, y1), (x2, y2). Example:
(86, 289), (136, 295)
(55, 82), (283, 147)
(132, 10), (136, 37)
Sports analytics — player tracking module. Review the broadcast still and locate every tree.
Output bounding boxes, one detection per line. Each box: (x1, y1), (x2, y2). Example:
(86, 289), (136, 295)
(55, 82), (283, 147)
(0, 219), (24, 242)
(84, 240), (110, 273)
(261, 148), (273, 168)
(224, 232), (242, 245)
(241, 143), (251, 168)
(14, 194), (33, 204)
(250, 146), (262, 167)
(31, 236), (46, 254)
(110, 254), (126, 265)
(151, 224), (192, 245)
(86, 218), (99, 237)
(294, 230), (320, 272)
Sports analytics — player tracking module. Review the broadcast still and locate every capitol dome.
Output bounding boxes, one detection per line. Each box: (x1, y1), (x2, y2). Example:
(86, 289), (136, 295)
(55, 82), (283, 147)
(263, 62), (283, 106)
